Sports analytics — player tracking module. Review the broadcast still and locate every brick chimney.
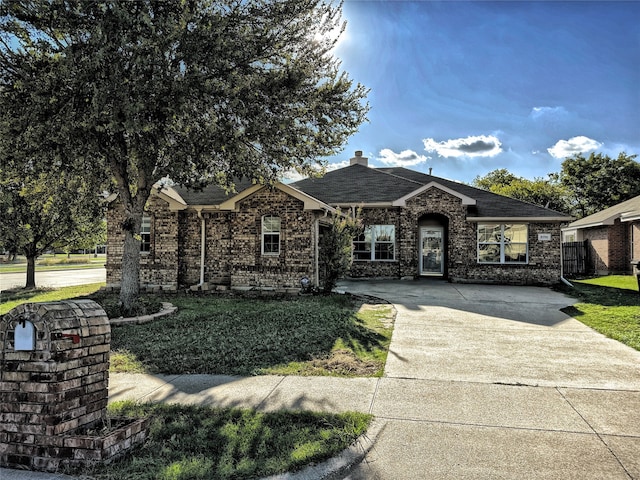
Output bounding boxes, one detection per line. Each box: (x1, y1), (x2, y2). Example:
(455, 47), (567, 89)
(350, 150), (368, 167)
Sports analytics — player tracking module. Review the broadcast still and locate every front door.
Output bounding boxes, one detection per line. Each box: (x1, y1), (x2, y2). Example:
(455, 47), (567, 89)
(420, 226), (444, 275)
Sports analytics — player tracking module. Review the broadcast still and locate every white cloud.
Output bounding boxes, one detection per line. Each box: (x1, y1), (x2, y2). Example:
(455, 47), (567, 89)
(530, 106), (569, 120)
(326, 160), (350, 171)
(422, 135), (502, 158)
(547, 136), (602, 159)
(378, 148), (428, 167)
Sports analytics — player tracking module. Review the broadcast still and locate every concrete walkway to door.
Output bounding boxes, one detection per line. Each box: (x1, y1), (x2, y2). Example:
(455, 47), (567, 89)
(337, 278), (640, 479)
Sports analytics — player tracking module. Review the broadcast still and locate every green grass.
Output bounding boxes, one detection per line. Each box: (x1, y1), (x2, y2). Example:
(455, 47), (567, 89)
(572, 274), (638, 292)
(0, 254), (105, 273)
(0, 282), (105, 315)
(110, 294), (394, 377)
(74, 401), (372, 480)
(559, 275), (640, 351)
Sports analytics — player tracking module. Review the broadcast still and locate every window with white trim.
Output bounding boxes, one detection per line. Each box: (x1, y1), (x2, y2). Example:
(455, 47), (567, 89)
(262, 215), (281, 255)
(477, 223), (528, 264)
(140, 215), (151, 253)
(354, 225), (395, 261)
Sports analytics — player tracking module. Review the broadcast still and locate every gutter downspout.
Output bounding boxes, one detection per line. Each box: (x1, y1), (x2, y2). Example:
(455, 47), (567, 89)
(314, 217), (320, 287)
(559, 230), (573, 287)
(197, 208), (206, 287)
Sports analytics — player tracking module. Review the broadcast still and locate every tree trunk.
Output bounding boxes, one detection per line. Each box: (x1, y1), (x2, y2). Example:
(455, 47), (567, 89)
(25, 255), (36, 289)
(118, 209), (143, 316)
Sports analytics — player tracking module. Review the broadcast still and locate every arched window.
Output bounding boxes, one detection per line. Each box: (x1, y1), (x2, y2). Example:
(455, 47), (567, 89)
(262, 215), (281, 255)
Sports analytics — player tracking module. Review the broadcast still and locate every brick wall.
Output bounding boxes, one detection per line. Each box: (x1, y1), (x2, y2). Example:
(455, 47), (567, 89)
(106, 196), (179, 289)
(583, 227), (608, 274)
(229, 188), (318, 288)
(0, 300), (147, 471)
(632, 222), (640, 260)
(582, 221), (631, 275)
(608, 219), (630, 273)
(349, 188), (563, 285)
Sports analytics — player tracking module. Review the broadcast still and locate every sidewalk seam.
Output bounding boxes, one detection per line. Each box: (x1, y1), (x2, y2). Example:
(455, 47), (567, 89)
(556, 387), (634, 479)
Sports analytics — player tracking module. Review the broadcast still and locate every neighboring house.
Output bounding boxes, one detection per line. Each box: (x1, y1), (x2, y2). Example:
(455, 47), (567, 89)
(105, 151), (572, 291)
(562, 195), (640, 275)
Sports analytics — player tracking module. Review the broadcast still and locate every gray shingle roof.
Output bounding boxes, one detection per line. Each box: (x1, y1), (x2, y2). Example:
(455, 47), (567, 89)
(172, 178), (257, 205)
(568, 195), (640, 228)
(166, 165), (571, 221)
(292, 165), (571, 220)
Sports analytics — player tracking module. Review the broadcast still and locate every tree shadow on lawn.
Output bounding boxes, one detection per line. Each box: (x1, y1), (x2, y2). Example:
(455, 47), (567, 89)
(110, 294), (392, 376)
(558, 282), (640, 308)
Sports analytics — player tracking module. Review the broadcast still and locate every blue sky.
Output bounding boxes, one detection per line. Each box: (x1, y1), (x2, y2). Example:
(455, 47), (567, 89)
(316, 0), (640, 184)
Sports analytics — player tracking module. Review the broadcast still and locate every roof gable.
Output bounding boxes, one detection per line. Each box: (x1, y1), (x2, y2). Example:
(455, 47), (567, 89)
(164, 180), (332, 212)
(392, 181), (476, 207)
(568, 195), (640, 229)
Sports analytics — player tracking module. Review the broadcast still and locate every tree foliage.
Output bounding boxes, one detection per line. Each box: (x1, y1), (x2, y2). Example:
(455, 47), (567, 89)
(0, 167), (104, 288)
(473, 169), (571, 214)
(556, 152), (640, 218)
(319, 208), (362, 293)
(0, 0), (369, 311)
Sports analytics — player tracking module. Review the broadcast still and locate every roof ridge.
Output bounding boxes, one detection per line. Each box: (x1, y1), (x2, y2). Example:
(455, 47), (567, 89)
(372, 166), (425, 186)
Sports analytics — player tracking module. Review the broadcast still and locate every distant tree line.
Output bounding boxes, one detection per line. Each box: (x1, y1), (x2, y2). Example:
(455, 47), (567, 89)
(472, 152), (640, 218)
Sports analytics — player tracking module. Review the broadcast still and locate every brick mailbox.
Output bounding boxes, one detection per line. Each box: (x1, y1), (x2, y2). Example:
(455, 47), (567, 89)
(0, 300), (148, 472)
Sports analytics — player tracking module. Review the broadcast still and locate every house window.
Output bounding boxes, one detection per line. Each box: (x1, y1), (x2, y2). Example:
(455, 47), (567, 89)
(140, 215), (151, 253)
(262, 215), (281, 255)
(478, 223), (528, 264)
(354, 225), (395, 261)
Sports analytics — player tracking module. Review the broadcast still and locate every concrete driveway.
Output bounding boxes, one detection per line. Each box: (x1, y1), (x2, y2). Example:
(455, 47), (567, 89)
(338, 279), (640, 480)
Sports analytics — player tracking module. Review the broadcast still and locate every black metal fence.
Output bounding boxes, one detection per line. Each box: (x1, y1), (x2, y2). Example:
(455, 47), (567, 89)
(562, 240), (590, 277)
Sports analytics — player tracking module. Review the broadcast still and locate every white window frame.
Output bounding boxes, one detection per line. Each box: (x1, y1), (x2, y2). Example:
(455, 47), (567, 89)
(477, 223), (528, 264)
(261, 215), (281, 255)
(140, 215), (152, 253)
(354, 225), (396, 261)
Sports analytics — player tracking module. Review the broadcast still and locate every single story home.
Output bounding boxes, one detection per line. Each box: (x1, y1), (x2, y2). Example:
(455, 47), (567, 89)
(106, 151), (572, 290)
(562, 195), (640, 275)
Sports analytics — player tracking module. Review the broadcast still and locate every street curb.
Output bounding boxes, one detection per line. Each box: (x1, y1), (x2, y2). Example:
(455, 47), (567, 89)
(262, 419), (385, 480)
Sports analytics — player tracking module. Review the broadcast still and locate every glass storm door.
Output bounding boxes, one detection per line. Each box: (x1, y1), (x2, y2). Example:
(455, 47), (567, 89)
(420, 227), (444, 275)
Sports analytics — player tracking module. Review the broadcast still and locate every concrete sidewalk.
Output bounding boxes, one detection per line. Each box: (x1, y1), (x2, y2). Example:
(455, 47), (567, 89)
(2, 280), (639, 479)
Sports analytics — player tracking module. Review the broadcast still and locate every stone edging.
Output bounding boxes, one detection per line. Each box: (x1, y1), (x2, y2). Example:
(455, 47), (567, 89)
(109, 302), (177, 326)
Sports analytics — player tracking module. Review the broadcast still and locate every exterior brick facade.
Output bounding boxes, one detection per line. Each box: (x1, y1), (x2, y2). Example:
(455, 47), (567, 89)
(582, 220), (632, 275)
(563, 195), (640, 275)
(348, 189), (563, 285)
(106, 195), (179, 289)
(107, 187), (323, 290)
(105, 163), (570, 289)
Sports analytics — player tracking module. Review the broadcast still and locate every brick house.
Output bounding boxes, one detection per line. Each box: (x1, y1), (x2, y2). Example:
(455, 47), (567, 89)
(562, 195), (640, 275)
(106, 151), (572, 291)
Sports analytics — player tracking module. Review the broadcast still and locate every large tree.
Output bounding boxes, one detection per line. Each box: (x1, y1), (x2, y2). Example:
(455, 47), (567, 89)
(0, 167), (105, 289)
(472, 169), (571, 214)
(0, 0), (369, 312)
(556, 152), (640, 218)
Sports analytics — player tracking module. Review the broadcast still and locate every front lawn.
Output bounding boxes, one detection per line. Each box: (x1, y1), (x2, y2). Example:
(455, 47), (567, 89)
(75, 401), (372, 480)
(559, 276), (640, 351)
(110, 294), (394, 377)
(0, 283), (105, 315)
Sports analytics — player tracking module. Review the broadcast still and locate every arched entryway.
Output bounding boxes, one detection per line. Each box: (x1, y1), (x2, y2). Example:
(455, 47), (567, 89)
(418, 214), (448, 277)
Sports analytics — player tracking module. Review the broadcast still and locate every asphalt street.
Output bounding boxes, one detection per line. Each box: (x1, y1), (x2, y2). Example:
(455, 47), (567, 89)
(0, 268), (106, 291)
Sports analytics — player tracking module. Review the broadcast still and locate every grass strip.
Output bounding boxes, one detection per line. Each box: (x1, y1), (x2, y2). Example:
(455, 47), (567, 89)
(559, 276), (639, 351)
(73, 401), (372, 480)
(0, 283), (105, 315)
